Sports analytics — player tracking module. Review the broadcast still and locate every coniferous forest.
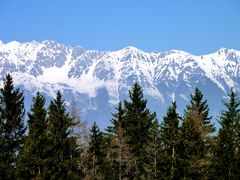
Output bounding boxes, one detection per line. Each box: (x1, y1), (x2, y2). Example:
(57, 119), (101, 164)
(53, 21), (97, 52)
(0, 74), (240, 179)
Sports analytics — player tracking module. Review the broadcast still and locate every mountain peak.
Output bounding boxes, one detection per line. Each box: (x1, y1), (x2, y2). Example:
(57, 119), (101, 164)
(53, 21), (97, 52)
(124, 46), (138, 50)
(42, 39), (57, 44)
(0, 39), (240, 127)
(122, 46), (142, 52)
(114, 46), (149, 57)
(217, 47), (232, 56)
(170, 49), (188, 54)
(41, 40), (62, 47)
(5, 41), (21, 49)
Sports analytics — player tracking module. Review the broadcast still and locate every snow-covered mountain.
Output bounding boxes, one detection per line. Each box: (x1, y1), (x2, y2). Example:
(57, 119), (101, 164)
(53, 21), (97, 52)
(0, 40), (239, 128)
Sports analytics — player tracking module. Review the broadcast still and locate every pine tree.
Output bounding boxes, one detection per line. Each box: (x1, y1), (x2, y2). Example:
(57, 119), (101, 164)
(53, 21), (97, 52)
(122, 83), (157, 178)
(144, 118), (161, 179)
(179, 88), (213, 179)
(106, 102), (125, 135)
(186, 88), (214, 134)
(212, 89), (240, 179)
(106, 102), (136, 179)
(236, 109), (240, 177)
(86, 122), (105, 179)
(179, 107), (206, 179)
(17, 92), (47, 179)
(44, 91), (81, 179)
(0, 74), (26, 179)
(160, 101), (180, 179)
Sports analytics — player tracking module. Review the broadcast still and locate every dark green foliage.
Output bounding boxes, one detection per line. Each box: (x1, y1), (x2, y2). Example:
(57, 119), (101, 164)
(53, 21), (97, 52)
(106, 102), (136, 179)
(123, 83), (154, 151)
(160, 101), (181, 179)
(237, 111), (240, 178)
(186, 88), (214, 133)
(86, 122), (105, 179)
(144, 118), (161, 179)
(179, 108), (206, 179)
(89, 122), (104, 165)
(122, 83), (157, 178)
(17, 92), (47, 179)
(212, 89), (240, 179)
(0, 74), (25, 179)
(106, 102), (125, 135)
(108, 124), (136, 180)
(179, 88), (213, 179)
(3, 75), (240, 179)
(44, 91), (81, 179)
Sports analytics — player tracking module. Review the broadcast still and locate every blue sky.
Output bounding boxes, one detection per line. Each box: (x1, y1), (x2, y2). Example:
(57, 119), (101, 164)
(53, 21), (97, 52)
(0, 0), (239, 55)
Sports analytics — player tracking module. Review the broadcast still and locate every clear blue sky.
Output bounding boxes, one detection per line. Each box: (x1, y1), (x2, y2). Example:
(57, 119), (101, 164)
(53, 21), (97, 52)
(0, 0), (239, 55)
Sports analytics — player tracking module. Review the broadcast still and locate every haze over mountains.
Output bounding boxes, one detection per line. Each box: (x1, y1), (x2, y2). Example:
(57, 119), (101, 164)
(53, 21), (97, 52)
(0, 40), (239, 128)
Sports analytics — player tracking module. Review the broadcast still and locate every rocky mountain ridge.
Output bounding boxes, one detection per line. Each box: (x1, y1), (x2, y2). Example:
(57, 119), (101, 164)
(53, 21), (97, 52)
(0, 40), (239, 127)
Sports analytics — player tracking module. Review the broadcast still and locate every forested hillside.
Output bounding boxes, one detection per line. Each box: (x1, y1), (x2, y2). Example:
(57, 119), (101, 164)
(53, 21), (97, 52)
(0, 74), (240, 179)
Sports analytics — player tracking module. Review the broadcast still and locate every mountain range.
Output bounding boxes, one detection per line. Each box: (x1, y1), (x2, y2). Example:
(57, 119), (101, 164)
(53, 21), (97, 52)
(0, 40), (239, 128)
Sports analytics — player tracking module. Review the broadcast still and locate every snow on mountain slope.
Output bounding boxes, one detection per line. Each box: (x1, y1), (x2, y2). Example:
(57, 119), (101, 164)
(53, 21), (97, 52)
(0, 40), (239, 127)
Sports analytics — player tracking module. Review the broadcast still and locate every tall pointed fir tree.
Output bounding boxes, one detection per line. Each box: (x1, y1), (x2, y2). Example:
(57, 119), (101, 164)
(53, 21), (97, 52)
(179, 105), (205, 178)
(106, 102), (136, 179)
(237, 102), (240, 177)
(16, 92), (47, 179)
(212, 89), (240, 179)
(186, 88), (214, 134)
(160, 101), (181, 179)
(85, 122), (105, 179)
(122, 83), (157, 178)
(143, 117), (161, 179)
(106, 102), (125, 135)
(44, 91), (82, 179)
(179, 88), (213, 179)
(0, 74), (26, 179)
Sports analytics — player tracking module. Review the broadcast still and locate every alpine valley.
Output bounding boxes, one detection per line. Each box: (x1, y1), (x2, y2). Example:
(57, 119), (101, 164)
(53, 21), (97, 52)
(0, 40), (240, 128)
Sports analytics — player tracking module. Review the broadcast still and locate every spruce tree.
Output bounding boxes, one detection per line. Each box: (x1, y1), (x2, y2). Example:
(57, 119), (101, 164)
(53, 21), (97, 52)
(106, 102), (136, 179)
(106, 102), (125, 135)
(236, 109), (240, 177)
(160, 101), (180, 179)
(179, 107), (206, 179)
(0, 74), (25, 179)
(86, 122), (105, 179)
(144, 118), (161, 179)
(179, 88), (213, 179)
(44, 91), (81, 179)
(17, 92), (47, 179)
(186, 88), (214, 133)
(122, 83), (157, 178)
(212, 89), (240, 179)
